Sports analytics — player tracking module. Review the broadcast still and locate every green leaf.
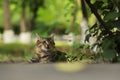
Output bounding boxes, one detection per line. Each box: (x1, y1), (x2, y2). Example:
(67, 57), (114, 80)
(85, 34), (91, 42)
(69, 0), (74, 2)
(106, 21), (120, 29)
(103, 49), (116, 59)
(74, 23), (79, 27)
(93, 1), (104, 9)
(104, 12), (120, 21)
(64, 3), (70, 9)
(102, 38), (116, 50)
(102, 38), (117, 59)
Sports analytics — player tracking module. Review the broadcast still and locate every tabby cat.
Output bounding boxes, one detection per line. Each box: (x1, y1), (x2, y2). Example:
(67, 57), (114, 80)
(30, 34), (66, 63)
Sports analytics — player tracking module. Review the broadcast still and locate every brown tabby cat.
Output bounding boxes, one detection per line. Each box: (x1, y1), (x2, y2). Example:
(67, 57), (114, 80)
(30, 34), (66, 63)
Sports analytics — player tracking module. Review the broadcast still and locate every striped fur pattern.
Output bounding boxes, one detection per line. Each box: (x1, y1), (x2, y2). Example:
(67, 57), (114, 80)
(30, 34), (66, 63)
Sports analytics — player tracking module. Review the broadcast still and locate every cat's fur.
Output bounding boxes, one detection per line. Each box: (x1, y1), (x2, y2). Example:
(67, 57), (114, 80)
(30, 34), (66, 63)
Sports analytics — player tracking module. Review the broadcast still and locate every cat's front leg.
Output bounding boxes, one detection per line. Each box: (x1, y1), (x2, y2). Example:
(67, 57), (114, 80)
(30, 54), (40, 63)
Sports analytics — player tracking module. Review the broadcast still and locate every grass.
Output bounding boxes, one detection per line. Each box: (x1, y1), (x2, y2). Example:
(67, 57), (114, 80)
(0, 42), (34, 62)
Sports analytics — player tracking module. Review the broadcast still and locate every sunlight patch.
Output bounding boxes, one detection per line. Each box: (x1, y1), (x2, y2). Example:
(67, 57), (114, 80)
(54, 62), (86, 73)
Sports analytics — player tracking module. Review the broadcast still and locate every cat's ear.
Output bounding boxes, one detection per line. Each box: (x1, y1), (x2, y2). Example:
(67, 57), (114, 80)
(50, 33), (54, 40)
(36, 33), (42, 40)
(36, 34), (42, 45)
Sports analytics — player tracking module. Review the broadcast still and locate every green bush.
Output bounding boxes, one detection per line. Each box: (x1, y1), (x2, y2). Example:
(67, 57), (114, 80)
(65, 43), (94, 63)
(85, 0), (120, 63)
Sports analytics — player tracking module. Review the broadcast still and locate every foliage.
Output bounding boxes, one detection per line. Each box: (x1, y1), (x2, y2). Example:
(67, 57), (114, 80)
(64, 0), (81, 34)
(65, 43), (94, 63)
(2, 0), (120, 63)
(0, 0), (73, 35)
(32, 22), (68, 36)
(85, 0), (120, 62)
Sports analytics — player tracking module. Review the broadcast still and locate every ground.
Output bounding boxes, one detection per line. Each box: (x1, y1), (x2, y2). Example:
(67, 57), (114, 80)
(0, 63), (120, 80)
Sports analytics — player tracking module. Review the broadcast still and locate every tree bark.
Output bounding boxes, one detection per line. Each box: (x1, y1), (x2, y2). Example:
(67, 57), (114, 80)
(80, 0), (89, 43)
(3, 0), (11, 30)
(20, 0), (27, 32)
(19, 0), (31, 44)
(28, 0), (40, 31)
(3, 0), (15, 43)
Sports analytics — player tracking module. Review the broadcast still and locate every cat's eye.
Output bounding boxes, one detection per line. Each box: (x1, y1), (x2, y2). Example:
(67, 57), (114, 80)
(50, 40), (54, 44)
(43, 41), (45, 43)
(43, 41), (47, 44)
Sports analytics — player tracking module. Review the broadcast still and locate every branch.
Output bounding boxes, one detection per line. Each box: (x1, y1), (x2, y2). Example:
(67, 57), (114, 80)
(85, 0), (109, 31)
(81, 0), (88, 20)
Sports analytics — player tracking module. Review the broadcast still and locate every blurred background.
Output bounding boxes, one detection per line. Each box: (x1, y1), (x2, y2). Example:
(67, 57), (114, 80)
(0, 0), (120, 63)
(0, 0), (91, 62)
(0, 0), (94, 42)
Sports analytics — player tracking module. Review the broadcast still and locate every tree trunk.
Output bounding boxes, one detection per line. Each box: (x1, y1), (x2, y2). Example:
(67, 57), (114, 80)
(28, 0), (44, 31)
(28, 0), (38, 31)
(20, 1), (27, 32)
(19, 0), (31, 44)
(3, 0), (15, 43)
(3, 0), (11, 30)
(80, 0), (89, 43)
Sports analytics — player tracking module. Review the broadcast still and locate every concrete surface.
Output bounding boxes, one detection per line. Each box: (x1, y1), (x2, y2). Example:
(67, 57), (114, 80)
(0, 63), (120, 80)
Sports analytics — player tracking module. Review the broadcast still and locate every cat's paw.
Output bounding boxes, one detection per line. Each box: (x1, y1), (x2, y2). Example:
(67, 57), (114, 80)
(28, 58), (40, 63)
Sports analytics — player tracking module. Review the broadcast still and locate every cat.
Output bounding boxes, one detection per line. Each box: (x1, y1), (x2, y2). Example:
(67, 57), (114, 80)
(30, 34), (66, 63)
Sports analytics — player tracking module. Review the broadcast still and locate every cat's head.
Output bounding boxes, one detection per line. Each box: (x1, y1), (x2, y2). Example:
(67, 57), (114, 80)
(36, 34), (55, 52)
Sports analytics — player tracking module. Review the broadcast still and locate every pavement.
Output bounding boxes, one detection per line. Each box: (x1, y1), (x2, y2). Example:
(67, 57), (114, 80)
(0, 63), (120, 80)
